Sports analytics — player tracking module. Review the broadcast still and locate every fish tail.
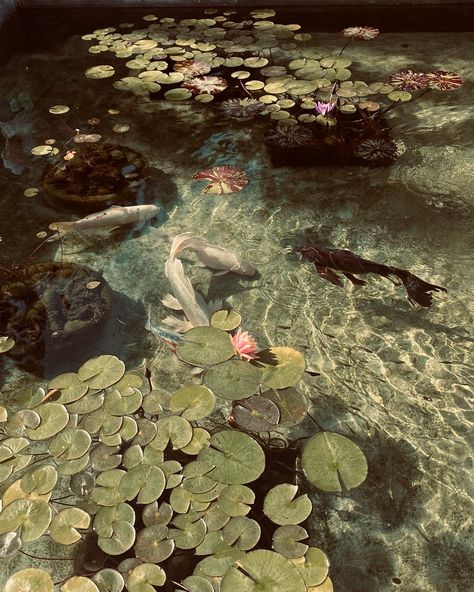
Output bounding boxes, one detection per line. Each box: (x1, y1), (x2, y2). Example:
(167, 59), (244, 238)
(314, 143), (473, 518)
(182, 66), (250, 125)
(170, 232), (204, 257)
(395, 269), (447, 307)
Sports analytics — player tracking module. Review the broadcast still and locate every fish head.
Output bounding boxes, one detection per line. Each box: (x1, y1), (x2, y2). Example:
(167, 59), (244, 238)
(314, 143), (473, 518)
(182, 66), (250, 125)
(291, 245), (319, 262)
(138, 204), (160, 218)
(237, 260), (258, 276)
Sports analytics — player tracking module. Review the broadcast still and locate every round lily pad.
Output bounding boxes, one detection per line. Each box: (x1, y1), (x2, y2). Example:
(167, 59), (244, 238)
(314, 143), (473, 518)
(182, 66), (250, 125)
(2, 568), (54, 592)
(142, 501), (173, 527)
(119, 464), (166, 504)
(165, 88), (193, 100)
(222, 516), (260, 551)
(181, 428), (211, 456)
(387, 90), (412, 102)
(231, 70), (251, 80)
(98, 520), (136, 555)
(257, 347), (305, 389)
(0, 336), (15, 353)
(169, 385), (216, 420)
(0, 532), (22, 558)
(135, 524), (174, 563)
(204, 360), (262, 400)
(169, 515), (206, 549)
(91, 469), (126, 506)
(176, 327), (235, 367)
(49, 105), (70, 114)
(301, 432), (368, 492)
(26, 403), (69, 440)
(211, 310), (242, 331)
(85, 65), (115, 79)
(221, 549), (306, 592)
(0, 499), (52, 542)
(180, 576), (214, 592)
(61, 577), (100, 592)
(198, 431), (265, 485)
(127, 564), (166, 592)
(92, 569), (125, 592)
(48, 373), (88, 404)
(263, 484), (312, 526)
(78, 355), (126, 389)
(232, 396), (280, 433)
(50, 507), (91, 545)
(261, 388), (307, 427)
(49, 428), (91, 460)
(150, 416), (193, 450)
(291, 547), (330, 587)
(218, 484), (255, 517)
(21, 465), (57, 495)
(272, 525), (309, 559)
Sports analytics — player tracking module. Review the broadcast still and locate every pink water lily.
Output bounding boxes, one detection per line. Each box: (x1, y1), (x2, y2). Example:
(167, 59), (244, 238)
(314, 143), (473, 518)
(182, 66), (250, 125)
(231, 329), (258, 361)
(341, 26), (379, 40)
(315, 101), (336, 116)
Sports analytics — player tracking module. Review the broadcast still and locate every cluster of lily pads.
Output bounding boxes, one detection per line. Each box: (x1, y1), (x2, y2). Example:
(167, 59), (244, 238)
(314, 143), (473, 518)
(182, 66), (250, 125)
(0, 310), (368, 591)
(80, 8), (463, 165)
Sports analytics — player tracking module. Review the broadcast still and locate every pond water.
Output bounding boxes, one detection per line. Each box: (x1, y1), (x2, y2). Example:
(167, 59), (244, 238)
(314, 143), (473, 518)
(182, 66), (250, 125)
(0, 8), (473, 592)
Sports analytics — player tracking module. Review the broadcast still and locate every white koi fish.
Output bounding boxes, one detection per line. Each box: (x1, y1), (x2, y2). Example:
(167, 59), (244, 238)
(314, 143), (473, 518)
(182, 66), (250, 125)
(169, 232), (257, 277)
(48, 204), (159, 240)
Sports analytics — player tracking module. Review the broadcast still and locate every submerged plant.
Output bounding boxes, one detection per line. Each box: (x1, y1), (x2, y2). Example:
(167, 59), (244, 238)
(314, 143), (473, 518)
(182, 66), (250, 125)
(183, 75), (228, 95)
(174, 59), (211, 79)
(353, 137), (399, 161)
(220, 98), (266, 120)
(388, 70), (429, 91)
(266, 124), (313, 148)
(192, 165), (249, 194)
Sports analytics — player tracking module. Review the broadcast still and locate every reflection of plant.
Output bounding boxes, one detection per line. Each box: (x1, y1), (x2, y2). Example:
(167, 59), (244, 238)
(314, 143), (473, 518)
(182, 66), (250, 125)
(266, 123), (313, 148)
(220, 98), (265, 120)
(174, 59), (211, 79)
(183, 75), (228, 95)
(192, 166), (249, 194)
(353, 137), (399, 162)
(388, 70), (428, 91)
(0, 312), (368, 591)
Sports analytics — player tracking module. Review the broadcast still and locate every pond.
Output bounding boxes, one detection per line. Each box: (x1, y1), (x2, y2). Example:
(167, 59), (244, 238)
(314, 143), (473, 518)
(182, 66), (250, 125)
(0, 6), (472, 592)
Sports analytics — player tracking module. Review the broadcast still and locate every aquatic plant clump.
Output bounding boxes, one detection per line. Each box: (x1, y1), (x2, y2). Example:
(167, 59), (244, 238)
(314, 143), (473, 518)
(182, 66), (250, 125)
(220, 97), (266, 120)
(266, 123), (314, 148)
(192, 165), (249, 194)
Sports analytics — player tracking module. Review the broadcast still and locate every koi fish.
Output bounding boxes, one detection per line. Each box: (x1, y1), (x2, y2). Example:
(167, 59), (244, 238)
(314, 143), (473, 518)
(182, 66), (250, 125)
(48, 204), (159, 240)
(293, 245), (447, 307)
(145, 305), (182, 351)
(170, 232), (257, 277)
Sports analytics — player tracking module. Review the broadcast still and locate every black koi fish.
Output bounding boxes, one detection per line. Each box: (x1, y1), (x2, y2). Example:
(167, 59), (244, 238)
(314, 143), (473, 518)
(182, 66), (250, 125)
(292, 245), (447, 307)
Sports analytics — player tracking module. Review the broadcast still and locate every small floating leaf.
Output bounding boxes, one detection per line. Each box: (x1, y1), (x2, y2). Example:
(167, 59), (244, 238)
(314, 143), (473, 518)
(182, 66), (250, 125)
(31, 145), (53, 156)
(119, 464), (166, 504)
(78, 355), (126, 389)
(176, 326), (235, 367)
(26, 403), (69, 440)
(23, 187), (39, 197)
(204, 360), (262, 400)
(92, 569), (125, 592)
(169, 385), (216, 420)
(85, 65), (115, 79)
(301, 432), (368, 492)
(387, 90), (412, 102)
(0, 499), (52, 542)
(134, 524), (174, 563)
(49, 105), (70, 114)
(231, 395), (280, 433)
(164, 88), (193, 101)
(2, 569), (54, 592)
(0, 532), (22, 558)
(261, 387), (307, 427)
(222, 516), (261, 550)
(263, 484), (312, 526)
(272, 525), (309, 559)
(50, 508), (91, 545)
(61, 577), (100, 592)
(257, 347), (305, 389)
(211, 309), (242, 331)
(291, 547), (330, 587)
(127, 563), (166, 592)
(218, 484), (255, 517)
(0, 336), (15, 353)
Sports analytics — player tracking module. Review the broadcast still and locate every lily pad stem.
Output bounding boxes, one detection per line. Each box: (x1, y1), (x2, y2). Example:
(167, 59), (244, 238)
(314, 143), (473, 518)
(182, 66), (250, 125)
(339, 37), (353, 55)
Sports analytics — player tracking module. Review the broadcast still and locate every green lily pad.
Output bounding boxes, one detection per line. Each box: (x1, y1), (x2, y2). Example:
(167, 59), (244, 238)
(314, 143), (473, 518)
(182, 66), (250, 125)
(195, 531), (230, 556)
(132, 418), (157, 447)
(142, 501), (173, 527)
(311, 576), (334, 591)
(50, 507), (91, 544)
(127, 564), (166, 592)
(48, 373), (88, 404)
(49, 428), (91, 460)
(21, 465), (57, 494)
(198, 431), (265, 485)
(218, 484), (255, 517)
(165, 88), (193, 100)
(78, 355), (126, 389)
(177, 327), (235, 367)
(272, 525), (309, 559)
(202, 503), (230, 531)
(160, 460), (183, 488)
(263, 484), (312, 526)
(2, 568), (54, 592)
(231, 395), (280, 432)
(150, 416), (193, 450)
(94, 503), (135, 538)
(195, 549), (246, 578)
(221, 549), (306, 592)
(123, 445), (144, 469)
(26, 403), (69, 440)
(91, 469), (126, 506)
(67, 391), (104, 415)
(119, 464), (166, 504)
(56, 452), (91, 476)
(222, 516), (261, 550)
(0, 531), (22, 558)
(142, 388), (171, 414)
(178, 576), (214, 592)
(170, 485), (192, 514)
(135, 524), (174, 563)
(103, 387), (143, 416)
(91, 444), (122, 471)
(70, 471), (95, 497)
(98, 520), (136, 555)
(320, 56), (352, 69)
(181, 428), (211, 456)
(61, 577), (100, 592)
(85, 65), (115, 79)
(261, 388), (307, 427)
(211, 310), (242, 331)
(0, 499), (52, 542)
(256, 347), (305, 389)
(301, 432), (368, 492)
(204, 360), (262, 400)
(387, 90), (412, 102)
(92, 569), (125, 592)
(169, 385), (216, 420)
(169, 515), (207, 549)
(291, 547), (330, 587)
(0, 336), (15, 353)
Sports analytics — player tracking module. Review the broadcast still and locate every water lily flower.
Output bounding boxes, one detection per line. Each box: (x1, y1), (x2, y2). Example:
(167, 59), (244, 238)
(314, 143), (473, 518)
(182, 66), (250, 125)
(341, 26), (379, 40)
(231, 329), (258, 361)
(315, 101), (336, 116)
(183, 75), (228, 95)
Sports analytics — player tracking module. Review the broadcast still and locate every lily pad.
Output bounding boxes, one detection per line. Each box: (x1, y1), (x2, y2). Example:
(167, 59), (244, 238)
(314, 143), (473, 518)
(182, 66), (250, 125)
(169, 515), (206, 549)
(177, 327), (235, 367)
(204, 360), (262, 400)
(221, 549), (306, 592)
(211, 310), (242, 331)
(165, 88), (193, 100)
(0, 499), (51, 542)
(85, 65), (115, 79)
(0, 336), (15, 353)
(21, 465), (58, 494)
(0, 532), (22, 558)
(169, 385), (216, 420)
(26, 403), (69, 440)
(263, 484), (312, 526)
(142, 501), (173, 527)
(150, 416), (193, 450)
(256, 347), (305, 389)
(50, 507), (91, 544)
(134, 524), (174, 563)
(222, 516), (261, 550)
(2, 569), (54, 592)
(181, 428), (211, 456)
(119, 464), (166, 504)
(127, 564), (166, 592)
(218, 484), (255, 517)
(291, 547), (330, 587)
(301, 432), (368, 492)
(49, 373), (88, 404)
(387, 90), (412, 102)
(49, 428), (91, 460)
(78, 355), (125, 389)
(61, 577), (100, 592)
(198, 431), (265, 485)
(272, 525), (309, 559)
(98, 520), (136, 555)
(179, 576), (214, 592)
(232, 395), (280, 433)
(91, 469), (126, 506)
(92, 569), (125, 592)
(261, 388), (307, 427)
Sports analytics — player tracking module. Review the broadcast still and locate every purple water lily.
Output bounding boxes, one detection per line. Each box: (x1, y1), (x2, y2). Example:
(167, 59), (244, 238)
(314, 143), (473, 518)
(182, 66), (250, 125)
(315, 101), (336, 116)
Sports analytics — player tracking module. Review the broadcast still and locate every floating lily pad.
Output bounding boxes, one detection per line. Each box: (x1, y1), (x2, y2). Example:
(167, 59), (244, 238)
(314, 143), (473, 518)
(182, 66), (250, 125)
(232, 395), (280, 433)
(31, 145), (53, 156)
(211, 310), (242, 331)
(245, 80), (265, 91)
(4, 409), (40, 437)
(98, 520), (136, 555)
(261, 387), (307, 427)
(91, 469), (126, 506)
(49, 428), (91, 460)
(150, 416), (193, 450)
(95, 503), (135, 538)
(85, 65), (115, 79)
(49, 105), (70, 114)
(142, 501), (173, 527)
(165, 88), (193, 100)
(199, 431), (265, 485)
(2, 569), (54, 592)
(78, 355), (126, 389)
(179, 576), (214, 592)
(301, 432), (368, 492)
(26, 403), (69, 440)
(49, 373), (88, 404)
(142, 388), (171, 414)
(221, 549), (306, 592)
(181, 428), (211, 456)
(127, 564), (166, 592)
(387, 90), (412, 102)
(92, 569), (125, 592)
(103, 387), (142, 416)
(177, 327), (235, 367)
(169, 515), (207, 549)
(91, 444), (122, 471)
(0, 532), (21, 558)
(135, 524), (174, 563)
(61, 577), (100, 592)
(256, 347), (305, 389)
(21, 465), (57, 495)
(291, 547), (330, 587)
(169, 385), (216, 420)
(119, 464), (166, 504)
(0, 336), (15, 353)
(272, 525), (309, 559)
(50, 507), (91, 545)
(218, 484), (255, 517)
(0, 499), (51, 542)
(231, 70), (251, 80)
(204, 360), (262, 400)
(264, 484), (312, 526)
(70, 471), (95, 497)
(222, 516), (260, 550)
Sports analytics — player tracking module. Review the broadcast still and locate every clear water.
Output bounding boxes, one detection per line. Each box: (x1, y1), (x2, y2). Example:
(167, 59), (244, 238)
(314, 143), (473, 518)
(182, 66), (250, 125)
(0, 10), (473, 592)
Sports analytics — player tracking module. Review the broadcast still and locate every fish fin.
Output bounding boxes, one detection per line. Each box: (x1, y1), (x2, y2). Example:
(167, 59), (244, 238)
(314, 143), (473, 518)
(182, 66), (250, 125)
(170, 232), (203, 257)
(195, 261), (208, 268)
(162, 315), (193, 333)
(315, 264), (344, 287)
(161, 294), (183, 310)
(212, 270), (230, 277)
(396, 270), (447, 308)
(343, 272), (367, 286)
(208, 299), (223, 315)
